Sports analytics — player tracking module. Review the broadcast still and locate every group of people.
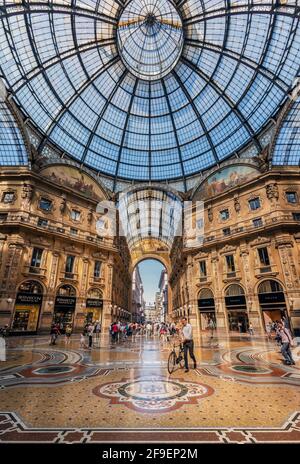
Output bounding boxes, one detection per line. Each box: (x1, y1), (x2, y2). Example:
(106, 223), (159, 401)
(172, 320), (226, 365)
(109, 321), (180, 344)
(80, 321), (102, 349)
(265, 319), (296, 365)
(49, 320), (102, 349)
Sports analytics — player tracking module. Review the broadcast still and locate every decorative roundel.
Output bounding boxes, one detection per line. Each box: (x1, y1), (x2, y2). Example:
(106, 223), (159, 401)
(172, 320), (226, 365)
(117, 0), (183, 80)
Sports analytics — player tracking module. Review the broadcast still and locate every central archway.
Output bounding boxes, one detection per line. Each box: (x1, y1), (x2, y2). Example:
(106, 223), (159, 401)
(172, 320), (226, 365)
(130, 252), (172, 324)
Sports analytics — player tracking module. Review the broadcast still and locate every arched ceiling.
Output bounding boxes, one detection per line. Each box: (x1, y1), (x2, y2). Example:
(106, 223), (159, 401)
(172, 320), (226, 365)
(0, 0), (299, 186)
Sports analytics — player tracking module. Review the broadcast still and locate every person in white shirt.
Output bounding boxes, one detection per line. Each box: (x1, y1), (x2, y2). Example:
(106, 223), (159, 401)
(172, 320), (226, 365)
(181, 317), (197, 372)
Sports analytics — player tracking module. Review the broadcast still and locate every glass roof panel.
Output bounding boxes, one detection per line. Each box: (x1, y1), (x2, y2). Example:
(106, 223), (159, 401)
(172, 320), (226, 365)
(0, 99), (28, 166)
(0, 0), (299, 183)
(272, 96), (300, 166)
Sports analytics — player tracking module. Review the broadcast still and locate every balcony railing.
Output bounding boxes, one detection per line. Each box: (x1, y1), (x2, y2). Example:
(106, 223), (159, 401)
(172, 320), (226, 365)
(23, 265), (46, 276)
(0, 212), (115, 249)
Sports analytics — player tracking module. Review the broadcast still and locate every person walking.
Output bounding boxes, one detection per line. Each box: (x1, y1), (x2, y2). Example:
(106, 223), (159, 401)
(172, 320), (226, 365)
(277, 322), (295, 365)
(248, 322), (254, 336)
(87, 322), (94, 349)
(65, 324), (72, 345)
(50, 323), (60, 345)
(94, 320), (101, 346)
(181, 317), (197, 373)
(207, 318), (216, 339)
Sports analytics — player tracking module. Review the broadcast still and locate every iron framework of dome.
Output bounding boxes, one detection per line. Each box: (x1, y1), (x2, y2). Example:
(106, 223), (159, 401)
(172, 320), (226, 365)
(0, 1), (299, 186)
(0, 98), (28, 166)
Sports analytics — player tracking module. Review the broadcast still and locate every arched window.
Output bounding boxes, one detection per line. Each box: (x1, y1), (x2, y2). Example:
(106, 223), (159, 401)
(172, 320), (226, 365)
(225, 284), (245, 297)
(258, 280), (283, 294)
(18, 280), (43, 294)
(199, 288), (214, 299)
(56, 285), (76, 297)
(87, 288), (103, 299)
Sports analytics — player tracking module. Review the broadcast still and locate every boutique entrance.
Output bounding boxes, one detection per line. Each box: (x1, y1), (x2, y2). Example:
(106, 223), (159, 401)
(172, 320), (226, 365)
(258, 280), (289, 328)
(225, 284), (249, 333)
(85, 288), (103, 325)
(198, 288), (216, 330)
(12, 281), (43, 333)
(53, 285), (76, 333)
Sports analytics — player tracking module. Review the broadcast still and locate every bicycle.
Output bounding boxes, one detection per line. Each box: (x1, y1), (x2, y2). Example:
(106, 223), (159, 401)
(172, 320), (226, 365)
(167, 342), (185, 374)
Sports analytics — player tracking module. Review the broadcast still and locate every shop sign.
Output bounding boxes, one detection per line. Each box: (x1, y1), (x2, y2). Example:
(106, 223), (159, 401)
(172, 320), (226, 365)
(258, 293), (285, 304)
(198, 298), (215, 309)
(86, 299), (103, 308)
(16, 293), (43, 305)
(55, 296), (76, 309)
(225, 295), (246, 307)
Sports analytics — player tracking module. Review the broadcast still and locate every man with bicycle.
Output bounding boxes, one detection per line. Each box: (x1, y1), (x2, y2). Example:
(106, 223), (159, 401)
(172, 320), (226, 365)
(181, 317), (197, 373)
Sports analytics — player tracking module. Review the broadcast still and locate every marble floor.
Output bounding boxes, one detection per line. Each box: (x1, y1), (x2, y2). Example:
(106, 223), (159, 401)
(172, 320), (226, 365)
(0, 333), (299, 443)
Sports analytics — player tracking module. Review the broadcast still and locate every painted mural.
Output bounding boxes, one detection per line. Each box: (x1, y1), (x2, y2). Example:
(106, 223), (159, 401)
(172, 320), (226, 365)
(40, 165), (105, 200)
(196, 165), (260, 199)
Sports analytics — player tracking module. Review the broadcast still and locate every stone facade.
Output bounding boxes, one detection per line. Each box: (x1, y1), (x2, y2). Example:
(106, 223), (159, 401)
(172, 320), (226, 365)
(0, 166), (131, 333)
(170, 167), (300, 336)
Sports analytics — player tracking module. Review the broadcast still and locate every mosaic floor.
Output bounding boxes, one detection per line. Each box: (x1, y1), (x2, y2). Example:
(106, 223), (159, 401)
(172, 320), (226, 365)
(0, 333), (299, 443)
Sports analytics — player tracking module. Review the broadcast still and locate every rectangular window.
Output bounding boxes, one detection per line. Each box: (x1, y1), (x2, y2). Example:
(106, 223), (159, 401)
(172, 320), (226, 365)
(225, 255), (235, 272)
(286, 192), (297, 204)
(223, 227), (231, 236)
(65, 255), (75, 274)
(71, 210), (81, 221)
(249, 198), (261, 211)
(94, 261), (102, 278)
(31, 248), (43, 268)
(253, 218), (263, 228)
(70, 228), (78, 235)
(258, 247), (270, 266)
(39, 198), (52, 211)
(37, 218), (48, 227)
(2, 192), (14, 203)
(293, 213), (300, 221)
(0, 213), (8, 222)
(199, 260), (207, 277)
(220, 209), (229, 220)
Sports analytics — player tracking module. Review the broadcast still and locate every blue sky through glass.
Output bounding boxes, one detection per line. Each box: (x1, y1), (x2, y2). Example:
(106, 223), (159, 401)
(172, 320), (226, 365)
(138, 259), (165, 305)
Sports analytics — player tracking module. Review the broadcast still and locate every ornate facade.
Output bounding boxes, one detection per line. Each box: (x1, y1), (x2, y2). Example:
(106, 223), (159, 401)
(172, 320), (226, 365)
(0, 166), (131, 333)
(170, 167), (300, 336)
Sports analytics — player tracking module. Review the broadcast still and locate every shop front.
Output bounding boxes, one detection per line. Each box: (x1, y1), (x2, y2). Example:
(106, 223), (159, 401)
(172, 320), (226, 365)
(85, 288), (103, 324)
(258, 280), (289, 328)
(53, 285), (76, 332)
(85, 299), (103, 324)
(225, 284), (248, 333)
(12, 281), (43, 334)
(198, 288), (216, 330)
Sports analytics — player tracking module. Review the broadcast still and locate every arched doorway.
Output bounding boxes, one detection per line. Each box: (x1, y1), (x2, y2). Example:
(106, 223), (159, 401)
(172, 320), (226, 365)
(132, 258), (168, 324)
(258, 280), (289, 328)
(85, 288), (103, 325)
(12, 280), (43, 333)
(225, 284), (248, 333)
(53, 285), (77, 332)
(198, 288), (216, 330)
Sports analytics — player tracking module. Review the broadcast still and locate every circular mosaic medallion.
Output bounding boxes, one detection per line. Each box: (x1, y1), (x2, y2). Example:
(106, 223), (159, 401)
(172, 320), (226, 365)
(93, 376), (214, 412)
(33, 365), (75, 375)
(230, 364), (270, 374)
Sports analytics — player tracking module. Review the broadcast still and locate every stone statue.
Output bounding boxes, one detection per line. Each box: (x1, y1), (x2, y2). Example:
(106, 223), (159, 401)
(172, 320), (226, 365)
(59, 195), (67, 214)
(266, 183), (279, 202)
(234, 196), (241, 212)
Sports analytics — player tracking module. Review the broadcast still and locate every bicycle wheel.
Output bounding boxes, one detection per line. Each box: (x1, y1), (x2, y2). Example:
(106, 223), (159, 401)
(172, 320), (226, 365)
(167, 351), (176, 374)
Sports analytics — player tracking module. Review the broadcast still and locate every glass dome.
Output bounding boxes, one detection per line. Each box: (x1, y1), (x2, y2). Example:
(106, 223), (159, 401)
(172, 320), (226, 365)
(0, 0), (299, 184)
(272, 95), (300, 166)
(0, 99), (28, 166)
